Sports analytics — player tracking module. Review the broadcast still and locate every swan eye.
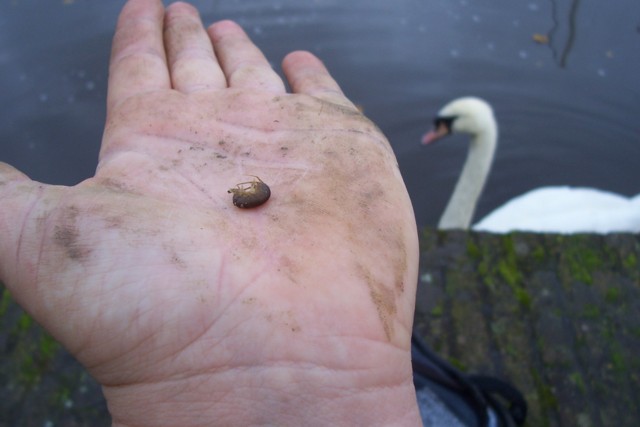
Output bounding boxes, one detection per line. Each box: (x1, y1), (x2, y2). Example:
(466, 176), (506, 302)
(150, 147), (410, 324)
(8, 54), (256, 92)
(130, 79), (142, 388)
(434, 116), (455, 134)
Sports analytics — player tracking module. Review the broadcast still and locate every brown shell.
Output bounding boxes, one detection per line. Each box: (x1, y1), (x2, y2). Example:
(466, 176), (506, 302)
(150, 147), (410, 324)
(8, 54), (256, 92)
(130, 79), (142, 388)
(228, 176), (271, 208)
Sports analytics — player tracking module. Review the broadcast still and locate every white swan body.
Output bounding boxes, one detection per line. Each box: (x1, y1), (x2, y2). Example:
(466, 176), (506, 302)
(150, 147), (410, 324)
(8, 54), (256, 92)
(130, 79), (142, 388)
(422, 97), (640, 234)
(474, 187), (640, 233)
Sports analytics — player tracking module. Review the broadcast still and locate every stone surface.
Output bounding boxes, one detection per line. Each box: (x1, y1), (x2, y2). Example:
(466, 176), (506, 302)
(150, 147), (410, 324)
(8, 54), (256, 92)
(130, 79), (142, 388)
(1, 228), (639, 426)
(414, 229), (640, 427)
(0, 287), (109, 426)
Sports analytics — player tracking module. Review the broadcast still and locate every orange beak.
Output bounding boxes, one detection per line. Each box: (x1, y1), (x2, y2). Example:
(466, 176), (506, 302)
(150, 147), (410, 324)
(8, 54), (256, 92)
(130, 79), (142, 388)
(421, 121), (450, 145)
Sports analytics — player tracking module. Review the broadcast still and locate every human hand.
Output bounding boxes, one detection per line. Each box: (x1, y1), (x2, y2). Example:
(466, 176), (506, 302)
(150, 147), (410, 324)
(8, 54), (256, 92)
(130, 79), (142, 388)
(0, 1), (420, 425)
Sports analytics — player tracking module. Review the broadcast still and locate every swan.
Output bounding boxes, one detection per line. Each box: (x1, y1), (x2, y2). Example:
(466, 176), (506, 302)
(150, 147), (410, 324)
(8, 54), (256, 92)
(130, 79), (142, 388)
(421, 97), (640, 234)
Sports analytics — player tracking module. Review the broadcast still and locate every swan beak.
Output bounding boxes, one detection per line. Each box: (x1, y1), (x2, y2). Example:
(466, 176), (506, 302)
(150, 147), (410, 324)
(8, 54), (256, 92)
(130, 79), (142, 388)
(421, 122), (450, 145)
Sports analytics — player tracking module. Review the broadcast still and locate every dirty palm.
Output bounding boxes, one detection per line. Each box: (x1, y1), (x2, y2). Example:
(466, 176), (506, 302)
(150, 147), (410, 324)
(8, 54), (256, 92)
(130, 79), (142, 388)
(0, 1), (422, 426)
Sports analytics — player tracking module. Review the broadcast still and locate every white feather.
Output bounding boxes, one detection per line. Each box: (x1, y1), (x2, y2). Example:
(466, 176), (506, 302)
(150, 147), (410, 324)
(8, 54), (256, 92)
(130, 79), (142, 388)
(422, 97), (640, 234)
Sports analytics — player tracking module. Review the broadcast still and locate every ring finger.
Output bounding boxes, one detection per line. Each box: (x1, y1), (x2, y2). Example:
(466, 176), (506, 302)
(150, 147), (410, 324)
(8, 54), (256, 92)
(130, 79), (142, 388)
(207, 20), (286, 92)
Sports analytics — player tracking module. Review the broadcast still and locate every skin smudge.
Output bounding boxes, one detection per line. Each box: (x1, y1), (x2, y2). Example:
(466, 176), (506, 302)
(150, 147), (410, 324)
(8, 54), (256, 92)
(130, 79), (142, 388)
(368, 283), (397, 341)
(54, 225), (91, 261)
(53, 206), (92, 261)
(355, 263), (400, 341)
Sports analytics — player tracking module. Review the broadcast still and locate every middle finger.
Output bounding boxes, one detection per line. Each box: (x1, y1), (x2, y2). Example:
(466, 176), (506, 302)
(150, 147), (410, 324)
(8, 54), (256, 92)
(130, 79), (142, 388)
(164, 2), (226, 92)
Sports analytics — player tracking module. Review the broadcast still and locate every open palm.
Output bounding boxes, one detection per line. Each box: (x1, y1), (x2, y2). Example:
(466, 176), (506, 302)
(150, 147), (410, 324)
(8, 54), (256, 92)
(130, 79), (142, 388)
(0, 1), (420, 425)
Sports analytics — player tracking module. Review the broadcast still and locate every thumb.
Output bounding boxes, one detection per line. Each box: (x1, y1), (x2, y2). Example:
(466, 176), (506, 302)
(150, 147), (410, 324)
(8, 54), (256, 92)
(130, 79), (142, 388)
(0, 161), (31, 184)
(0, 162), (52, 306)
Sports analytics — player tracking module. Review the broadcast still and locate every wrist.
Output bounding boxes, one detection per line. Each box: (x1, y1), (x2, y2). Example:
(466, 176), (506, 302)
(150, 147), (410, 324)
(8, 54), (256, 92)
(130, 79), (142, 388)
(104, 340), (421, 426)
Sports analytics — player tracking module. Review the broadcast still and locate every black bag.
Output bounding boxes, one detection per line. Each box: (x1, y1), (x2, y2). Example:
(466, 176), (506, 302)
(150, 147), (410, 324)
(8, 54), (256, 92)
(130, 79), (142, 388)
(412, 332), (527, 427)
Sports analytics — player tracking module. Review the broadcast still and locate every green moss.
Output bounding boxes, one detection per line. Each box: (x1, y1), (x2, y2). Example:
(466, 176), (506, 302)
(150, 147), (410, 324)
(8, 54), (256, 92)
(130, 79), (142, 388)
(514, 287), (533, 310)
(531, 368), (559, 412)
(0, 286), (12, 317)
(18, 352), (42, 387)
(562, 241), (604, 285)
(51, 385), (73, 408)
(490, 320), (507, 336)
(569, 372), (586, 394)
(482, 277), (497, 292)
(610, 347), (626, 373)
(581, 304), (601, 319)
(17, 312), (33, 331)
(469, 235), (534, 309)
(493, 236), (533, 309)
(604, 287), (621, 304)
(501, 235), (518, 260)
(15, 332), (60, 389)
(498, 259), (521, 287)
(622, 253), (637, 270)
(466, 238), (482, 260)
(576, 335), (590, 350)
(415, 229), (640, 427)
(430, 303), (444, 317)
(39, 333), (60, 359)
(447, 356), (467, 372)
(505, 343), (519, 359)
(532, 245), (546, 262)
(601, 321), (615, 340)
(478, 255), (496, 291)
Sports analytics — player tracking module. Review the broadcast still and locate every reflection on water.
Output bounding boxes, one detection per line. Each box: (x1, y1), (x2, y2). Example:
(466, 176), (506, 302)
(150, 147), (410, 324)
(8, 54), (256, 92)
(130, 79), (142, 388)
(0, 0), (638, 227)
(547, 0), (581, 68)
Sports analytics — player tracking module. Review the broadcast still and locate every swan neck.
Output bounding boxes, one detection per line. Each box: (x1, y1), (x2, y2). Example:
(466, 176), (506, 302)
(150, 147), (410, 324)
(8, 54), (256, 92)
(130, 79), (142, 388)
(438, 127), (497, 229)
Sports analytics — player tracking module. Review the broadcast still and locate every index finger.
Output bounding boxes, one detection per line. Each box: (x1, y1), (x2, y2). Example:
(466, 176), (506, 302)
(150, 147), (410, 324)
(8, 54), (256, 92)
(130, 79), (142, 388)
(106, 0), (169, 113)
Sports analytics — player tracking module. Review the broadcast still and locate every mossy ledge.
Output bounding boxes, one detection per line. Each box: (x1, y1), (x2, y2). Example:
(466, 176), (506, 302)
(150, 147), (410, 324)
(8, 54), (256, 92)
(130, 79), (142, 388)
(0, 287), (109, 426)
(415, 228), (640, 427)
(1, 229), (638, 426)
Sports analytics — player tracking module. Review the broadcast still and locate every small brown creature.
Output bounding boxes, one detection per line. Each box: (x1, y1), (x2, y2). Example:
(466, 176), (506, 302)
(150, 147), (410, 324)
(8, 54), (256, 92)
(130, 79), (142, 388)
(228, 176), (271, 208)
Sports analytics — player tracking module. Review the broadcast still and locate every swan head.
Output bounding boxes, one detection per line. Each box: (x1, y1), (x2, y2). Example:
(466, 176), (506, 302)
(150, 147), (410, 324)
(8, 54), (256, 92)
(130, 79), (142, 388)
(422, 97), (497, 145)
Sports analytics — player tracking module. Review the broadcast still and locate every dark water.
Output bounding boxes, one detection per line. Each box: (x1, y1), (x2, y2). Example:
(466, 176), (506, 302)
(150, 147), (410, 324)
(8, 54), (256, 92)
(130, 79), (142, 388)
(1, 0), (638, 227)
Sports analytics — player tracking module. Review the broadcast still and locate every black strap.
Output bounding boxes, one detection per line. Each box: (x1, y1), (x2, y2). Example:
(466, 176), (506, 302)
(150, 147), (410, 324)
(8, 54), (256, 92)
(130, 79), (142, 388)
(467, 375), (528, 426)
(412, 332), (527, 427)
